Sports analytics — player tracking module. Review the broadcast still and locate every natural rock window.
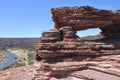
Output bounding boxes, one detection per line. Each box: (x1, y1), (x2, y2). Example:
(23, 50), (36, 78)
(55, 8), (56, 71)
(76, 28), (101, 37)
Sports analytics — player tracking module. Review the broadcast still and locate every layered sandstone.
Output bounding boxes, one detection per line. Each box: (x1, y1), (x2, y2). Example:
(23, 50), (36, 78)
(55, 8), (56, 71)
(52, 6), (120, 38)
(52, 6), (120, 30)
(35, 6), (120, 60)
(33, 6), (120, 80)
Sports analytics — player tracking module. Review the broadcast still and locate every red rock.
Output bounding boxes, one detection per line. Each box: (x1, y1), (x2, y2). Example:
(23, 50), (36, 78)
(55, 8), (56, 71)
(34, 6), (120, 80)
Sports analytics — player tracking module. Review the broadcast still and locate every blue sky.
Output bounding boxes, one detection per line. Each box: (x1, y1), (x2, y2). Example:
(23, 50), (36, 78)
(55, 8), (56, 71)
(0, 0), (119, 37)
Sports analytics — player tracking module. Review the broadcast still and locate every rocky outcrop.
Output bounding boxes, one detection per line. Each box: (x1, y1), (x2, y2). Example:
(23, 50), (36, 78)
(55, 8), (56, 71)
(33, 54), (120, 80)
(52, 6), (120, 38)
(36, 39), (120, 60)
(33, 6), (120, 80)
(36, 6), (120, 60)
(52, 6), (120, 29)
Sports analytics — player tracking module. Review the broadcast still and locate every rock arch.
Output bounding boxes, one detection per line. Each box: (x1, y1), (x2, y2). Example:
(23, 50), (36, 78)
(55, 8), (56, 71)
(36, 6), (120, 59)
(76, 28), (101, 37)
(33, 6), (120, 80)
(52, 6), (120, 38)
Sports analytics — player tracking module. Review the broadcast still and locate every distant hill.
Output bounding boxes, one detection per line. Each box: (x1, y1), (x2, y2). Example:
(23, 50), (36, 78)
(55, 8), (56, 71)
(0, 35), (104, 50)
(81, 34), (104, 40)
(0, 38), (39, 50)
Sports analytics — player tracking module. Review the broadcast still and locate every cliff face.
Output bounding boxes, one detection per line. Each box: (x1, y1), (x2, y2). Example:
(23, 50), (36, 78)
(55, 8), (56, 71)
(33, 6), (120, 80)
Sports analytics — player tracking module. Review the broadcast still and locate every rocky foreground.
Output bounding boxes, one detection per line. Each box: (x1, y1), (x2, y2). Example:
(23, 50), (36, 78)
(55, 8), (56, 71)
(0, 54), (119, 80)
(0, 65), (37, 80)
(33, 54), (120, 80)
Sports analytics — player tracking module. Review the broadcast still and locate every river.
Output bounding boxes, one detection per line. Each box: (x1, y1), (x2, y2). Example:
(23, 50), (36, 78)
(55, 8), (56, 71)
(0, 50), (20, 70)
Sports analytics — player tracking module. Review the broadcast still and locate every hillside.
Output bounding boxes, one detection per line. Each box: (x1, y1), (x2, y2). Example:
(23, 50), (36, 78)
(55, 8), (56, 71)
(0, 38), (39, 70)
(0, 38), (39, 50)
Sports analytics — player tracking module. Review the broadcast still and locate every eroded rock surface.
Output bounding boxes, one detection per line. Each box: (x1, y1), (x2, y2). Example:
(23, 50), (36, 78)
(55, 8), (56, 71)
(36, 6), (120, 60)
(0, 65), (37, 80)
(34, 6), (120, 80)
(52, 6), (120, 38)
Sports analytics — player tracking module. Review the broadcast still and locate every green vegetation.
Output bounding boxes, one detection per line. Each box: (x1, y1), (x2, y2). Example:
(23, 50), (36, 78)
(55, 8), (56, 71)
(3, 48), (35, 70)
(9, 45), (35, 51)
(0, 38), (39, 50)
(0, 38), (38, 70)
(3, 61), (26, 70)
(28, 51), (35, 65)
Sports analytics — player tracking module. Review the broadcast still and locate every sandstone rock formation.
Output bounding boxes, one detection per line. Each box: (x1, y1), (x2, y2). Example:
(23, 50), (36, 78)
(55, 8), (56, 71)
(33, 6), (120, 80)
(36, 6), (120, 60)
(52, 6), (120, 38)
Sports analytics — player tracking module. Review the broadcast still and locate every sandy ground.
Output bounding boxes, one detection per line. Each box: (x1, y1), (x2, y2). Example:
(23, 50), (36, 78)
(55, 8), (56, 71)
(0, 51), (7, 63)
(8, 49), (31, 66)
(8, 49), (28, 58)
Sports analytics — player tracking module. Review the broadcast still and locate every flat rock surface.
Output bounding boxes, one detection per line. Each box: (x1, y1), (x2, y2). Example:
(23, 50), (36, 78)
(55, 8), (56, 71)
(0, 65), (37, 80)
(33, 54), (120, 80)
